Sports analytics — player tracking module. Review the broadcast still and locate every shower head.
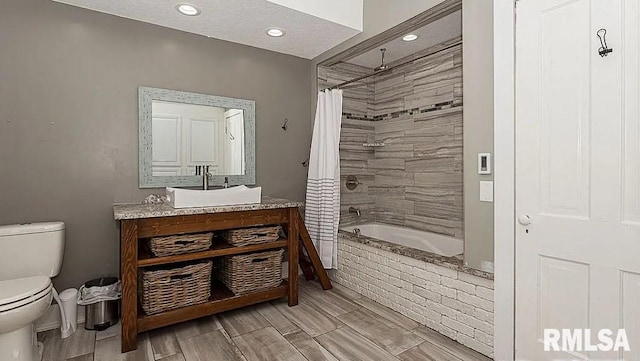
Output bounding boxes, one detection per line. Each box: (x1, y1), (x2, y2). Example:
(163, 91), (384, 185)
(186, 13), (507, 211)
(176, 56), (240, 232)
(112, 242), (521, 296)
(374, 48), (389, 72)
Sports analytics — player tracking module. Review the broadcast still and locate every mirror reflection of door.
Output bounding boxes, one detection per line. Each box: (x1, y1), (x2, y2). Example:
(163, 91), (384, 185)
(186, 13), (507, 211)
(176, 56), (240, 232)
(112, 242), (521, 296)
(151, 111), (182, 176)
(151, 101), (245, 176)
(224, 109), (245, 175)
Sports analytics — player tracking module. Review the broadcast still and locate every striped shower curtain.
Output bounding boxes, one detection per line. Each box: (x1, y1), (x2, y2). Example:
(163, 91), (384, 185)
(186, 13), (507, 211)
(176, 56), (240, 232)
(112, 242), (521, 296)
(305, 89), (343, 269)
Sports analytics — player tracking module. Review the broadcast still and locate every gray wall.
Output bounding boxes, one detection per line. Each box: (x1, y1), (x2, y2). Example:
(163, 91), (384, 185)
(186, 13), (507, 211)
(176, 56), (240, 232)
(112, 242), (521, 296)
(0, 0), (312, 291)
(462, 0), (494, 269)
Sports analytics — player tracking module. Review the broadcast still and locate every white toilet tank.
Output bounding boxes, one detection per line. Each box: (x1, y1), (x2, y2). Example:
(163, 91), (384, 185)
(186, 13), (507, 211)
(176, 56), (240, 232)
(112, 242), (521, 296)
(0, 222), (65, 281)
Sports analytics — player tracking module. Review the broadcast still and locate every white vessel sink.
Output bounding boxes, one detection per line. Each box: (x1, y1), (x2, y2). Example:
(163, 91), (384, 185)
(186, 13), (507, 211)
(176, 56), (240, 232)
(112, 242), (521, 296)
(166, 185), (262, 209)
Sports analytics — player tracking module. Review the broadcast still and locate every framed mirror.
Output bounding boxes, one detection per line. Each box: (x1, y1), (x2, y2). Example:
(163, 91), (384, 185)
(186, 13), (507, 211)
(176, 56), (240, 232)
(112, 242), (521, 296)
(139, 87), (255, 188)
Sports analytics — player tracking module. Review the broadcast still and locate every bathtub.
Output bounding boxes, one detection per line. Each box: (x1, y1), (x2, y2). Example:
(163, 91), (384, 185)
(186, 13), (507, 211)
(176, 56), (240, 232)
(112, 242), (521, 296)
(333, 223), (494, 358)
(339, 222), (463, 257)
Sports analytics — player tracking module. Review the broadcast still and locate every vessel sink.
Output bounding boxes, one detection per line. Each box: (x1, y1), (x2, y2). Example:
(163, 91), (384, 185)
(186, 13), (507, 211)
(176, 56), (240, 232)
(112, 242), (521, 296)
(166, 185), (262, 208)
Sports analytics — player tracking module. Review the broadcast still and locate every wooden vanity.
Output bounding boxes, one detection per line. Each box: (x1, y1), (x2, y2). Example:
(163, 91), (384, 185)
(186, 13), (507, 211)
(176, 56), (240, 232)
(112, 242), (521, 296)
(113, 198), (304, 353)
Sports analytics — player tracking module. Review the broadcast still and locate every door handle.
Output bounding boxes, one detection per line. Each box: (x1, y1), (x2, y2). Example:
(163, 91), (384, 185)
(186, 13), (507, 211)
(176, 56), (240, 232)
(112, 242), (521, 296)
(518, 214), (531, 226)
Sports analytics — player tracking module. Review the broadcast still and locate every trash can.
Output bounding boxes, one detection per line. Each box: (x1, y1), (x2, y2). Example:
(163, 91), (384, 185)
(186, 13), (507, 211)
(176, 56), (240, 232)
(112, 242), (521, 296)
(80, 277), (120, 331)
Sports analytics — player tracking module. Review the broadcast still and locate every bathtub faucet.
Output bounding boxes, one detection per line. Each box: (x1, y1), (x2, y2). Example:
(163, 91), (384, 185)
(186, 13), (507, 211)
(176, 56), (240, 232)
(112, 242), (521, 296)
(349, 207), (361, 217)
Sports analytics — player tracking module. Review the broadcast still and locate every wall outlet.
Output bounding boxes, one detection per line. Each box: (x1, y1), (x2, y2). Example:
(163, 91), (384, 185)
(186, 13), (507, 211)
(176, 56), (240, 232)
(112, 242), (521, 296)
(480, 181), (494, 202)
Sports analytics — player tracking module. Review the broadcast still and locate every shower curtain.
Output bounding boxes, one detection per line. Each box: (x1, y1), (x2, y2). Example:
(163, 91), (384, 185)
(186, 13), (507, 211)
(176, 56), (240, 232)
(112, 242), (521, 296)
(305, 89), (343, 269)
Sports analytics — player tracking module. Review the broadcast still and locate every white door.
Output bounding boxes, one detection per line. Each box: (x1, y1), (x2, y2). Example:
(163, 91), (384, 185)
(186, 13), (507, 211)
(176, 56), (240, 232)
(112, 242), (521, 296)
(516, 0), (640, 360)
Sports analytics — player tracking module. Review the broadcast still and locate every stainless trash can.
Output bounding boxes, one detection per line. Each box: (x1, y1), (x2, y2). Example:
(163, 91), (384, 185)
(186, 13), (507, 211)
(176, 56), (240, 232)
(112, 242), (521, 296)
(83, 277), (120, 331)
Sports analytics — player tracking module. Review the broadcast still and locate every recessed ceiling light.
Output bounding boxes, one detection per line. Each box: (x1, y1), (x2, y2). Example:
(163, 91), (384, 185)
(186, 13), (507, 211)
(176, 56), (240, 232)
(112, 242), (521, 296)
(402, 34), (418, 42)
(266, 28), (285, 37)
(176, 4), (200, 16)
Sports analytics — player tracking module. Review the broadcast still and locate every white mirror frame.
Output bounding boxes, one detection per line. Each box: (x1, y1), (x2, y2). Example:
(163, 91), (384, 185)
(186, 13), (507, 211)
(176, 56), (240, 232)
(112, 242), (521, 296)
(139, 87), (256, 188)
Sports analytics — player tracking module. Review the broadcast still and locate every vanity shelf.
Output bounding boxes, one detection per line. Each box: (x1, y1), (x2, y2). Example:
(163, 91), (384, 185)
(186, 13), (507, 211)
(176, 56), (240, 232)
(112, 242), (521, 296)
(137, 238), (288, 268)
(114, 198), (303, 353)
(137, 280), (289, 333)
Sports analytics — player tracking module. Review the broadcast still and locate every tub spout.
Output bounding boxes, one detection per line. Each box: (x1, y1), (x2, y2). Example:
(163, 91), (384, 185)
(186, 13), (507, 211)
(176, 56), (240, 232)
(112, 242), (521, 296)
(349, 207), (361, 217)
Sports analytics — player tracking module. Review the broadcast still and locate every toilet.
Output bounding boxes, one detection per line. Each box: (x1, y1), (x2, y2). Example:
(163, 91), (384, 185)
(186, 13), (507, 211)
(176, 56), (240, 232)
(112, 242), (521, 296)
(0, 222), (65, 361)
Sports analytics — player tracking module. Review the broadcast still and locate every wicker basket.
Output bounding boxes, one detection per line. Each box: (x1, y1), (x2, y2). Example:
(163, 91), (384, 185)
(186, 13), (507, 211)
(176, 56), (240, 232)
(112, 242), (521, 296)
(218, 249), (284, 295)
(223, 226), (280, 247)
(149, 233), (212, 257)
(139, 261), (212, 315)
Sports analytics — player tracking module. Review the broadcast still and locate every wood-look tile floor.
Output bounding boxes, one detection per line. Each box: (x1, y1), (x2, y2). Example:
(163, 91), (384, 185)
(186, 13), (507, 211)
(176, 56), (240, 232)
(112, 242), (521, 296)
(38, 282), (492, 361)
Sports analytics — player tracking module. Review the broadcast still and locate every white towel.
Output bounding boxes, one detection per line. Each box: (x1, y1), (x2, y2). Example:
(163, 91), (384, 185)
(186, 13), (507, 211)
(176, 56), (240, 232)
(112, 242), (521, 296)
(305, 89), (343, 269)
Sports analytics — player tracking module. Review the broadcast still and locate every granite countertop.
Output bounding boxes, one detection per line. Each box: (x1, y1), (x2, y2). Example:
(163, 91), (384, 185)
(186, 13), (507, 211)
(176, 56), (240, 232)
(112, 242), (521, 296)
(338, 230), (494, 280)
(113, 196), (304, 220)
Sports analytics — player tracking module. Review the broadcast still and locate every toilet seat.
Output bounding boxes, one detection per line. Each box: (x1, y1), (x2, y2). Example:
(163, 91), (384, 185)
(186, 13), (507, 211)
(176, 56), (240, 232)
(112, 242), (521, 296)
(0, 276), (52, 312)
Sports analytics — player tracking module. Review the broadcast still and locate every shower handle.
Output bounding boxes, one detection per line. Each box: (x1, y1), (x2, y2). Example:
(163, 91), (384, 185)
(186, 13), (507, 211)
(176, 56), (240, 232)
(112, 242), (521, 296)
(345, 175), (360, 190)
(346, 179), (360, 187)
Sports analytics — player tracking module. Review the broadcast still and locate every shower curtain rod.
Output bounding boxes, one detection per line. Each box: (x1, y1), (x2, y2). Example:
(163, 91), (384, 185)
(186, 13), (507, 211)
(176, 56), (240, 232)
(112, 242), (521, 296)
(324, 41), (462, 91)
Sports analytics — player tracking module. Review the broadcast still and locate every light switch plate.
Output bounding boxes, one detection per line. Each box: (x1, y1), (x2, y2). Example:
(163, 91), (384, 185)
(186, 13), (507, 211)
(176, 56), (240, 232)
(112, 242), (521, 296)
(480, 181), (494, 202)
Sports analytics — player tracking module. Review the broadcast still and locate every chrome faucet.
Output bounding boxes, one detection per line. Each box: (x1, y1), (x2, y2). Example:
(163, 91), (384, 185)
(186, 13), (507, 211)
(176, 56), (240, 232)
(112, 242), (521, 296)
(353, 228), (361, 236)
(202, 165), (213, 190)
(349, 207), (361, 217)
(224, 177), (229, 189)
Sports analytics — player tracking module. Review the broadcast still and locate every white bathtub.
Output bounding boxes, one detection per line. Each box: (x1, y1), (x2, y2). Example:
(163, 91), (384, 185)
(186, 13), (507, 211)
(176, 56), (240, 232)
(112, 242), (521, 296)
(340, 223), (463, 257)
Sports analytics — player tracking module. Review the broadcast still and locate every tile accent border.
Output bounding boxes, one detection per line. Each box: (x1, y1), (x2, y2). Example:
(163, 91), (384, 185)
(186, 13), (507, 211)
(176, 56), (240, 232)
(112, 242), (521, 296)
(344, 101), (462, 122)
(332, 235), (494, 358)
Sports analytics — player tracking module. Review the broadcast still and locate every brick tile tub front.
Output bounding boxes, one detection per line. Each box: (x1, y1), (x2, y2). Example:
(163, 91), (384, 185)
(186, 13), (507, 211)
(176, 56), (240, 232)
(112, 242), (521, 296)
(331, 236), (494, 358)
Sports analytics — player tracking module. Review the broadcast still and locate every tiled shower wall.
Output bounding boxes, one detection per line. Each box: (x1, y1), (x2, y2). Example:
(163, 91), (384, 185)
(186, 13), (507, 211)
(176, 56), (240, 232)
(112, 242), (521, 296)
(318, 41), (463, 237)
(372, 42), (463, 237)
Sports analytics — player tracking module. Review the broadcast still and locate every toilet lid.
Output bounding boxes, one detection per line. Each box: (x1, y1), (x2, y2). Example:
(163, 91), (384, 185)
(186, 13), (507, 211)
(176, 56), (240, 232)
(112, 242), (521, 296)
(0, 276), (51, 307)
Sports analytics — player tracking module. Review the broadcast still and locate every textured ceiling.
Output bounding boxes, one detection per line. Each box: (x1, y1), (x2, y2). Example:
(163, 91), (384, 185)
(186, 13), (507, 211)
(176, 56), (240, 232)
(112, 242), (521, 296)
(50, 0), (362, 59)
(347, 10), (462, 69)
